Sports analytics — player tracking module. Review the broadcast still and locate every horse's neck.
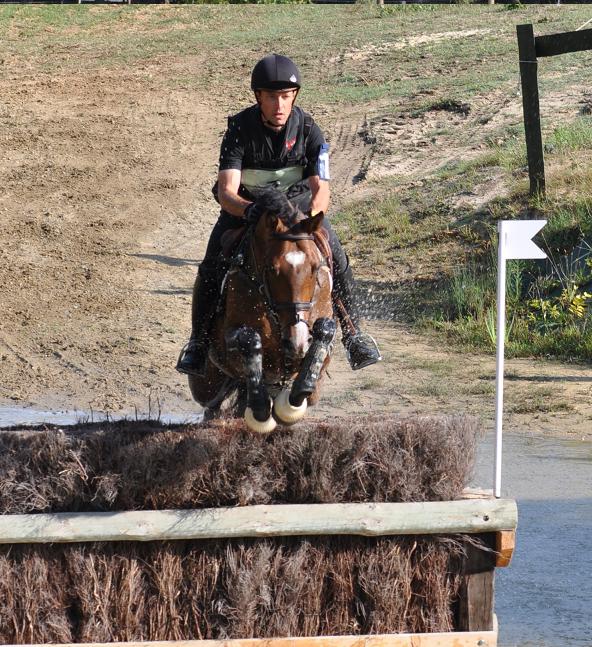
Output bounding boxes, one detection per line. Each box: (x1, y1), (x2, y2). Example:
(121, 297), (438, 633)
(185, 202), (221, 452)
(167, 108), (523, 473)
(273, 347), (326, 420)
(245, 227), (269, 279)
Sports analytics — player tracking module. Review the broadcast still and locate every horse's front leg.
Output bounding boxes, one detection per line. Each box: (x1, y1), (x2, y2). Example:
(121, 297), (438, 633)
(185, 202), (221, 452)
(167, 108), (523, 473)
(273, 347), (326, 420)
(274, 317), (336, 425)
(226, 325), (276, 433)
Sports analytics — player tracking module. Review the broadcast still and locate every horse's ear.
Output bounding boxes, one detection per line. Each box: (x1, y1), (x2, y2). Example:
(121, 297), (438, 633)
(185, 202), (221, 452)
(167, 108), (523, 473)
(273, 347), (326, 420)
(300, 211), (324, 234)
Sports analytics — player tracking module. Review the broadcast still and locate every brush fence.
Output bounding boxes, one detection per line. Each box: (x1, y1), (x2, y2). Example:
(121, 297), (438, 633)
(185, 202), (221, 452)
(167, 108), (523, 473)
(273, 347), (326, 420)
(0, 496), (517, 647)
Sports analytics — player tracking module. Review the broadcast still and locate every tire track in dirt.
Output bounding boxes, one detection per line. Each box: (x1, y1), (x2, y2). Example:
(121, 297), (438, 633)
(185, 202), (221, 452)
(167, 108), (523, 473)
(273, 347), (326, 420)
(365, 81), (592, 183)
(365, 84), (518, 182)
(328, 114), (373, 204)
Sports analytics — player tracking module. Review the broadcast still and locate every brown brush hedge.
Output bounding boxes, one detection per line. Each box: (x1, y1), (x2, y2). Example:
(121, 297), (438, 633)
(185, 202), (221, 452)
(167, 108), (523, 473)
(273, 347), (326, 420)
(0, 414), (482, 642)
(0, 414), (479, 513)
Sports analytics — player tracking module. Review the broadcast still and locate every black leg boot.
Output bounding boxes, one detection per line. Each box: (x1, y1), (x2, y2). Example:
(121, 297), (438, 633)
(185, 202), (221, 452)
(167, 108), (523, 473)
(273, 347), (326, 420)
(176, 266), (220, 376)
(333, 263), (382, 371)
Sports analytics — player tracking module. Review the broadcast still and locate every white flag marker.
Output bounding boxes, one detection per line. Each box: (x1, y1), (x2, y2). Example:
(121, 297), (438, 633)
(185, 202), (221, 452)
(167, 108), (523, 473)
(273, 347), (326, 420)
(494, 220), (546, 498)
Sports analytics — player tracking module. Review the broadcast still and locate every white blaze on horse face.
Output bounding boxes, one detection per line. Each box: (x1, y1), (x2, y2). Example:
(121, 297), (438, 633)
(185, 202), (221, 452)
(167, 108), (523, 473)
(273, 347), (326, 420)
(291, 321), (310, 357)
(284, 251), (306, 269)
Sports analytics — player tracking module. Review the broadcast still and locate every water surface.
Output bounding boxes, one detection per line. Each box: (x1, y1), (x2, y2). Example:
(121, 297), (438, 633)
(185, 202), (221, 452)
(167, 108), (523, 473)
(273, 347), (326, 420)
(474, 433), (592, 647)
(0, 406), (202, 428)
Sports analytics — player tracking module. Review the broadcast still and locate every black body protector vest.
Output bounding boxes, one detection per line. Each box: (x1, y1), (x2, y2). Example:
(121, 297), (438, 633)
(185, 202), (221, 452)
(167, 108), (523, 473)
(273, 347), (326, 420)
(217, 105), (314, 212)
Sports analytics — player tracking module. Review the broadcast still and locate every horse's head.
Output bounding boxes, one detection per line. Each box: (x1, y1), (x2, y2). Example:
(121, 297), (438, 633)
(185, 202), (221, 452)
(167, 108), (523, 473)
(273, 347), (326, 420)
(252, 190), (331, 366)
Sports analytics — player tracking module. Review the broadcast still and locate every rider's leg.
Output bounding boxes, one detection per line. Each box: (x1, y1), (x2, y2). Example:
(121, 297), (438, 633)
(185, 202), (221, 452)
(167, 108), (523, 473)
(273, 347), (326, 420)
(177, 212), (243, 376)
(323, 219), (382, 371)
(176, 263), (219, 375)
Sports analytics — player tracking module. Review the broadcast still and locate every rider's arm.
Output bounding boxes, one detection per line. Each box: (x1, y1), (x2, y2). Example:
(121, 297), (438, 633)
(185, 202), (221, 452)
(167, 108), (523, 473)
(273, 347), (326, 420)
(217, 169), (251, 218)
(309, 174), (330, 215)
(218, 115), (252, 219)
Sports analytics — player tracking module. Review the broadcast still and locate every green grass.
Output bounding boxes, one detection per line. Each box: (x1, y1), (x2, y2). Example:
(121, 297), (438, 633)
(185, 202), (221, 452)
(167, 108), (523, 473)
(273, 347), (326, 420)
(508, 386), (573, 414)
(549, 117), (592, 153)
(541, 199), (592, 254)
(3, 4), (592, 107)
(332, 196), (412, 267)
(374, 110), (592, 360)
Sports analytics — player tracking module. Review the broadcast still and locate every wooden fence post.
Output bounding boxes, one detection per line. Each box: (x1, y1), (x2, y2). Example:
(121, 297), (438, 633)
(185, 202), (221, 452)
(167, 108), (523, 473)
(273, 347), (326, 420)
(456, 534), (496, 632)
(517, 23), (545, 196)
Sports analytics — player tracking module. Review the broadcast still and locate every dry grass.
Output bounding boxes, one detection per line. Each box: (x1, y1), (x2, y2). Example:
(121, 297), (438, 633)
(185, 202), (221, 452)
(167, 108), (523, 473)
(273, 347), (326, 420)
(0, 414), (480, 514)
(0, 537), (465, 643)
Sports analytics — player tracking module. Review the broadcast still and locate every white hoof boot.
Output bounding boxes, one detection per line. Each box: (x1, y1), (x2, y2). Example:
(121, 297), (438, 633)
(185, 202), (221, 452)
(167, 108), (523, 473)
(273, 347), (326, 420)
(245, 406), (277, 434)
(273, 389), (307, 425)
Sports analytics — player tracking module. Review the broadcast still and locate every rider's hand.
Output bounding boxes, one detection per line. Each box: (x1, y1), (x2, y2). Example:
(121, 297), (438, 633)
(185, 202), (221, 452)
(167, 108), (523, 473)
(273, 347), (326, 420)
(243, 202), (264, 224)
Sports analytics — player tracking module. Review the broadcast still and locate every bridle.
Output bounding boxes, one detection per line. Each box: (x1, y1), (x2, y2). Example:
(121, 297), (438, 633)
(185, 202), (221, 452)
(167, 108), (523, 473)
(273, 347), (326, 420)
(265, 231), (321, 325)
(246, 227), (328, 331)
(229, 216), (329, 383)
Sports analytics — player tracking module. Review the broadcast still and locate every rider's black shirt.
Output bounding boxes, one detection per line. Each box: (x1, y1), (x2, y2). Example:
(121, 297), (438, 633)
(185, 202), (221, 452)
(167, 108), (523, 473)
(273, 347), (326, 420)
(218, 104), (326, 178)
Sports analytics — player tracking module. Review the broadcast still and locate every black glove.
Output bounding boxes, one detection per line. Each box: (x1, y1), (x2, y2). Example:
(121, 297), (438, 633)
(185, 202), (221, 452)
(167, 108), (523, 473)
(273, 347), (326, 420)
(244, 202), (264, 224)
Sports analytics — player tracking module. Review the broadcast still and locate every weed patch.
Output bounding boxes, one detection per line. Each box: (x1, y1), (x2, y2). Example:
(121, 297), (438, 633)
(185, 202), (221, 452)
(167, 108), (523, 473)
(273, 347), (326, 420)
(415, 108), (592, 362)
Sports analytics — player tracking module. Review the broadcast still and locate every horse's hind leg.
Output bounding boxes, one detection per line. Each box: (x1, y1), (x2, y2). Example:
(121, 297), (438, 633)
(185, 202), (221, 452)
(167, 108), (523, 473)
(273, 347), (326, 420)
(226, 326), (276, 433)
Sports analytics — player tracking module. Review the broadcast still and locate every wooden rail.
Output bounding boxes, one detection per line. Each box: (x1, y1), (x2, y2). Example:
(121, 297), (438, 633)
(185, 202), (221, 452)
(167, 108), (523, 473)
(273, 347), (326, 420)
(517, 24), (592, 195)
(0, 499), (517, 545)
(536, 28), (592, 58)
(2, 620), (499, 647)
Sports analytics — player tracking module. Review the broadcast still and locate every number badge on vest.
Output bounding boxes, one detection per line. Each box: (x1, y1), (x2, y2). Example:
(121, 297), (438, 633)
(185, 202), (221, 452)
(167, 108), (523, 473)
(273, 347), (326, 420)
(317, 143), (330, 181)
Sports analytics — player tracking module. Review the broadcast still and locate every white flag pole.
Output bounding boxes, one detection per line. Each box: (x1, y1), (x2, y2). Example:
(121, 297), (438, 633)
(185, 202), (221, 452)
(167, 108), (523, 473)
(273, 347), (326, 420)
(493, 220), (546, 498)
(494, 222), (507, 499)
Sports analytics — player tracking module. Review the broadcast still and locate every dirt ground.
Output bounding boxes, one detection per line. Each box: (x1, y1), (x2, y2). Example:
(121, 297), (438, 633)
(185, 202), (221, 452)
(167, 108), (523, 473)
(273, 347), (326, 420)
(1, 16), (591, 439)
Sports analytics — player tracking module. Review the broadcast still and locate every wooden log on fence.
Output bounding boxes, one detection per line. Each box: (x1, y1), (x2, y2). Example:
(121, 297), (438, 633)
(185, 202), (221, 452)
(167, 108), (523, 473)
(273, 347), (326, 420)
(0, 499), (517, 545)
(536, 28), (592, 58)
(456, 533), (497, 632)
(495, 529), (515, 567)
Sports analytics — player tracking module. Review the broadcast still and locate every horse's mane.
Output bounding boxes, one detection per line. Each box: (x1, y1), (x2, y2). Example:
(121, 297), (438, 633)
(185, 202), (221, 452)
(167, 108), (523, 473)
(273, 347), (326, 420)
(256, 188), (299, 227)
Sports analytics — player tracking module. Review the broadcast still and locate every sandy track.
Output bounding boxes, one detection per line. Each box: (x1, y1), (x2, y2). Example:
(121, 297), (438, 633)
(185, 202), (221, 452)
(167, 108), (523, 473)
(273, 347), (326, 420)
(0, 43), (590, 439)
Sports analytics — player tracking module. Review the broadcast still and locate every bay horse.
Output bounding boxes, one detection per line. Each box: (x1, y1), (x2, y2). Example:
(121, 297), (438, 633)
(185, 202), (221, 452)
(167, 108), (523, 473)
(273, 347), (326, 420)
(188, 189), (336, 432)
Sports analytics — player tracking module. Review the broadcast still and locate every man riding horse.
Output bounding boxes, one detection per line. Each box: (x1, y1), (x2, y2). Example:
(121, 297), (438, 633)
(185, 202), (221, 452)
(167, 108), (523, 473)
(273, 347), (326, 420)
(177, 54), (381, 376)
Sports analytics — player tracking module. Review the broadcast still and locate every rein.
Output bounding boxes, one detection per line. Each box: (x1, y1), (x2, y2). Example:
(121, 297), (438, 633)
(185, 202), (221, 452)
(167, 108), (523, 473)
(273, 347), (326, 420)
(272, 232), (315, 242)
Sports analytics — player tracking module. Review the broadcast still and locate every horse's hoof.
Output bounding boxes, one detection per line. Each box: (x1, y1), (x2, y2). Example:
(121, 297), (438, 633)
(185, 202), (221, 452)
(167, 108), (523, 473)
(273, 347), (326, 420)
(244, 406), (277, 434)
(273, 389), (307, 425)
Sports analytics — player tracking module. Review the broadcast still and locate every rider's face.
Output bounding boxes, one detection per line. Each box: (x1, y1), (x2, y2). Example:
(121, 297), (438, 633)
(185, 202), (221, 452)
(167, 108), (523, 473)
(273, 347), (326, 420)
(256, 89), (297, 129)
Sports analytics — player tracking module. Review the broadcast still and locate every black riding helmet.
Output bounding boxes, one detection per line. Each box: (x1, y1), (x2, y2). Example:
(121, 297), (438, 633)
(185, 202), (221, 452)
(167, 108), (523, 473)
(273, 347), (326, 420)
(251, 54), (301, 91)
